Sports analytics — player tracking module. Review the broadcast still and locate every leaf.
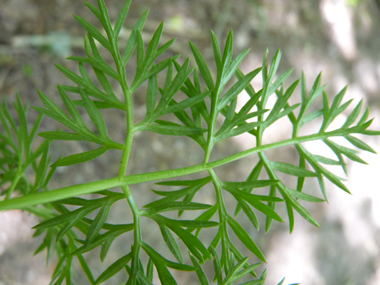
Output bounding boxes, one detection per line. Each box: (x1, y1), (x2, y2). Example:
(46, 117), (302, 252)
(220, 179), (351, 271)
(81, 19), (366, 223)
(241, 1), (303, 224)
(156, 176), (212, 186)
(67, 56), (120, 80)
(345, 135), (376, 153)
(33, 205), (98, 229)
(211, 30), (222, 71)
(270, 161), (318, 177)
(33, 140), (51, 191)
(142, 202), (212, 216)
(137, 271), (154, 285)
(77, 254), (96, 284)
(113, 0), (132, 39)
(143, 123), (206, 136)
(218, 67), (262, 110)
(160, 224), (184, 263)
(223, 48), (251, 87)
(284, 188), (325, 203)
(52, 146), (109, 167)
(144, 22), (164, 69)
(324, 139), (367, 165)
(55, 64), (109, 102)
(226, 215), (266, 262)
(36, 90), (72, 125)
(189, 254), (210, 285)
(224, 186), (283, 223)
(210, 246), (223, 283)
(189, 41), (214, 90)
(84, 199), (113, 248)
(342, 99), (363, 128)
(122, 11), (149, 66)
(141, 241), (195, 272)
(95, 253), (132, 285)
(150, 214), (211, 262)
(162, 90), (211, 116)
(237, 198), (259, 230)
(223, 257), (250, 284)
(56, 208), (91, 242)
(98, 0), (114, 40)
(146, 74), (158, 114)
(272, 180), (320, 229)
(313, 155), (344, 166)
(78, 89), (108, 138)
(74, 15), (111, 51)
(223, 180), (279, 189)
(38, 131), (86, 141)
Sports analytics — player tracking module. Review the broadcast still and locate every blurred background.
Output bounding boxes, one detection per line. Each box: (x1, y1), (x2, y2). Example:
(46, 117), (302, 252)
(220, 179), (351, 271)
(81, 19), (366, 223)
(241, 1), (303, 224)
(1, 0), (380, 284)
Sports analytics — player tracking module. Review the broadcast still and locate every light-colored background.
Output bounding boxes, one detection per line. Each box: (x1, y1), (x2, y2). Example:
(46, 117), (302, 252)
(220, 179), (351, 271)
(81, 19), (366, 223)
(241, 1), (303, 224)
(1, 0), (380, 284)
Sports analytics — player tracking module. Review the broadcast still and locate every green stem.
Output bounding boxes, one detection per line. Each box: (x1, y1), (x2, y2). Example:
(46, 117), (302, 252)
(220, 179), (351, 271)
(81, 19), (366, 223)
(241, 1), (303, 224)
(0, 128), (365, 210)
(209, 169), (230, 273)
(122, 185), (141, 284)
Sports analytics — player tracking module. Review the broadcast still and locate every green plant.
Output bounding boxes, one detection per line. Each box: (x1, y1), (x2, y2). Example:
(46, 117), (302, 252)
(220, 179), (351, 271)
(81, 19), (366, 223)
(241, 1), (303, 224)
(0, 0), (378, 284)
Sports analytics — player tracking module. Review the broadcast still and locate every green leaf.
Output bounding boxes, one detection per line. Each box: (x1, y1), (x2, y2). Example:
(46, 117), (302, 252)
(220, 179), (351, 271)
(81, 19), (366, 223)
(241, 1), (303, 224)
(156, 38), (176, 58)
(113, 0), (131, 38)
(143, 123), (206, 136)
(144, 22), (164, 69)
(67, 56), (120, 80)
(142, 202), (212, 216)
(226, 215), (266, 262)
(79, 88), (108, 138)
(137, 271), (154, 285)
(223, 257), (250, 284)
(146, 259), (154, 281)
(270, 161), (318, 177)
(224, 186), (283, 223)
(223, 180), (279, 189)
(56, 208), (91, 242)
(77, 254), (96, 284)
(342, 99), (363, 128)
(36, 90), (72, 124)
(95, 253), (132, 285)
(218, 67), (262, 110)
(223, 48), (251, 87)
(210, 31), (222, 71)
(210, 246), (223, 283)
(313, 155), (344, 166)
(84, 199), (113, 248)
(92, 67), (118, 100)
(284, 188), (325, 203)
(189, 41), (214, 90)
(345, 135), (376, 153)
(141, 241), (195, 272)
(189, 254), (210, 285)
(146, 74), (158, 114)
(52, 146), (109, 167)
(150, 214), (211, 262)
(160, 224), (184, 263)
(121, 11), (149, 66)
(287, 195), (320, 227)
(33, 205), (98, 229)
(74, 15), (111, 51)
(162, 90), (211, 116)
(324, 139), (368, 164)
(57, 85), (88, 129)
(156, 176), (212, 186)
(237, 198), (259, 230)
(97, 0), (114, 41)
(38, 131), (104, 145)
(33, 140), (51, 191)
(55, 64), (110, 102)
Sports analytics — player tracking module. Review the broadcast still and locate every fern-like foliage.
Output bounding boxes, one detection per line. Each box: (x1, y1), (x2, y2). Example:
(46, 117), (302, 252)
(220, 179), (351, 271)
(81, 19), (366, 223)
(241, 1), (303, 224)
(0, 0), (379, 284)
